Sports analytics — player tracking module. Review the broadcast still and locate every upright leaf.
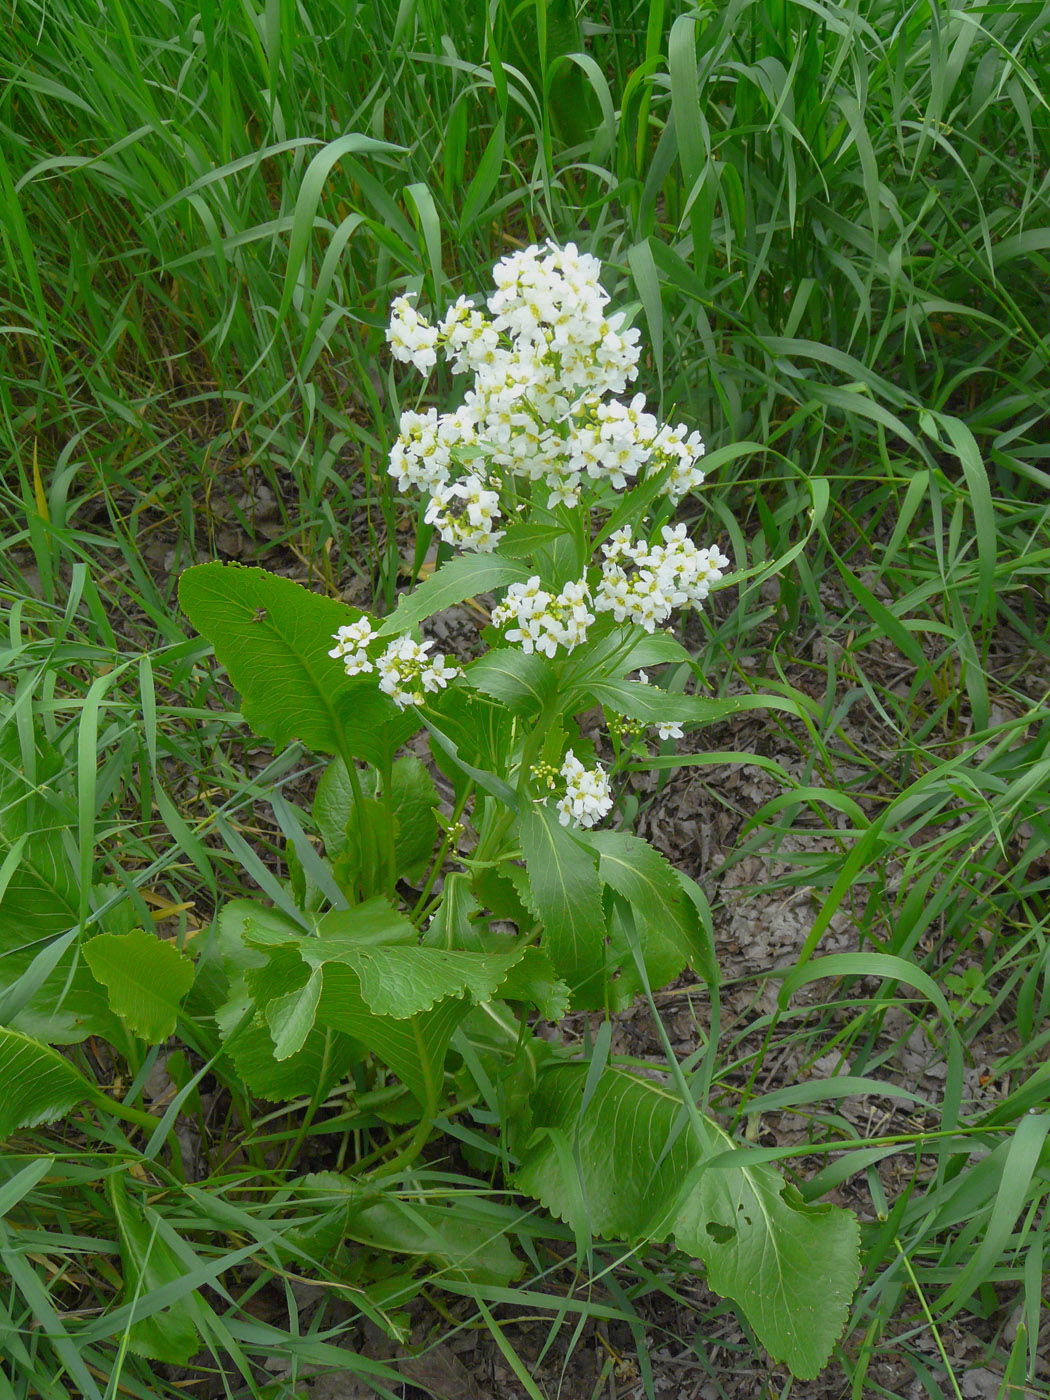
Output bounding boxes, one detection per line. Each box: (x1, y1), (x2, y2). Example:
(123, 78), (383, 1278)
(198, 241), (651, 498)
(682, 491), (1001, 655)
(108, 1174), (204, 1364)
(583, 829), (717, 989)
(178, 563), (417, 764)
(314, 755), (439, 884)
(518, 804), (607, 1006)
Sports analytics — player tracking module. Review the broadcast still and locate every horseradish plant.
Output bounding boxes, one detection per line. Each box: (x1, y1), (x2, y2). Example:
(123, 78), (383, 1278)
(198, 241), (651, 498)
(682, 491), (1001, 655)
(178, 244), (859, 1378)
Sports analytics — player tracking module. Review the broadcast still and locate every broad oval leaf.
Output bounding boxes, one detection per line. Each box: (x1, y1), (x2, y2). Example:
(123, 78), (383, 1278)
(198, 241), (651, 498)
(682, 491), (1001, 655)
(464, 648), (555, 717)
(84, 928), (195, 1043)
(518, 803), (607, 1007)
(178, 562), (417, 764)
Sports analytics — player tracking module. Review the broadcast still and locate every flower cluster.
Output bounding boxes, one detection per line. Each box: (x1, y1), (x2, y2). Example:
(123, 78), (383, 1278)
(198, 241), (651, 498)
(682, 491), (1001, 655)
(328, 617), (379, 676)
(385, 241), (709, 543)
(594, 524), (730, 632)
(553, 750), (613, 828)
(423, 474), (504, 553)
(375, 637), (461, 710)
(490, 576), (595, 658)
(330, 622), (461, 710)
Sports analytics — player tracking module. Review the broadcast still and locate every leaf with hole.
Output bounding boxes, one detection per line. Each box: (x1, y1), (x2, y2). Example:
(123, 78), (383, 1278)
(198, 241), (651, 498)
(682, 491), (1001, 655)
(516, 1063), (859, 1380)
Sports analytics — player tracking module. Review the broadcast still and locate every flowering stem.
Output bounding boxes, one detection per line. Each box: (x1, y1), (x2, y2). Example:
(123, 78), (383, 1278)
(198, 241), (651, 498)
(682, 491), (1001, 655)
(378, 753), (397, 898)
(410, 779), (474, 924)
(337, 740), (369, 903)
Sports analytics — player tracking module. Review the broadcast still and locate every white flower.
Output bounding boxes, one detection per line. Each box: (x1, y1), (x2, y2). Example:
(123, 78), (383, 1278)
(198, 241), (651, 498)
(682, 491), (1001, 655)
(387, 295), (439, 375)
(492, 575), (594, 656)
(656, 721), (684, 741)
(375, 636), (462, 709)
(424, 474), (504, 553)
(552, 749), (613, 828)
(329, 618), (379, 676)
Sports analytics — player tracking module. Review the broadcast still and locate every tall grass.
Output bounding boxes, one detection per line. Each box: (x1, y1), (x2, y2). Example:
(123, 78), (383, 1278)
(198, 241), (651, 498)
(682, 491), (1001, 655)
(2, 0), (1049, 1394)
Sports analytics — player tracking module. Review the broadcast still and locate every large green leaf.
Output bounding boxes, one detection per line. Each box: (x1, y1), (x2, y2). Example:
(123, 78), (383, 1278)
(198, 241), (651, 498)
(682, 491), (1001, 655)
(0, 1028), (93, 1139)
(226, 897), (531, 1110)
(518, 803), (607, 1006)
(178, 563), (417, 764)
(84, 928), (195, 1042)
(217, 980), (357, 1101)
(515, 1064), (860, 1380)
(304, 943), (528, 1018)
(675, 1150), (860, 1382)
(108, 1174), (205, 1364)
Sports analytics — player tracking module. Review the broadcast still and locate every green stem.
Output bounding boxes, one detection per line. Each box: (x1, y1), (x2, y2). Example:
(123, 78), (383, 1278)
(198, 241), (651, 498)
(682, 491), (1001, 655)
(378, 752), (397, 897)
(87, 1090), (186, 1183)
(411, 779), (474, 924)
(337, 741), (373, 903)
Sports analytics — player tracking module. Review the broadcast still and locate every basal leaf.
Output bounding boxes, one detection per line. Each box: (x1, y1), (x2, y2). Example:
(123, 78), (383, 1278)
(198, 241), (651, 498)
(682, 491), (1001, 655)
(313, 900), (417, 950)
(331, 944), (527, 1018)
(515, 1064), (698, 1240)
(317, 965), (468, 1114)
(222, 1002), (356, 1102)
(675, 1153), (861, 1380)
(0, 1028), (93, 1138)
(376, 554), (531, 637)
(348, 1197), (522, 1285)
(84, 928), (195, 1043)
(216, 899), (302, 973)
(518, 803), (607, 1006)
(178, 563), (417, 764)
(108, 1173), (204, 1364)
(515, 1063), (860, 1380)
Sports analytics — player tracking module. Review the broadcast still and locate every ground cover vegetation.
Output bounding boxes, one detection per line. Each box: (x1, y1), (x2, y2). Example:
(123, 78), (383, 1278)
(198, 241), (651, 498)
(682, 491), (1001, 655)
(1, 0), (1048, 1396)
